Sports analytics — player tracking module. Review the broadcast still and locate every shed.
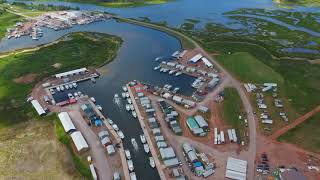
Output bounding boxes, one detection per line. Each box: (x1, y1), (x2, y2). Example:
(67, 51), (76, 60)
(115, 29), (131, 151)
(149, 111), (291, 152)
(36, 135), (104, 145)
(89, 164), (98, 180)
(31, 100), (46, 116)
(182, 142), (193, 153)
(106, 145), (116, 155)
(186, 117), (199, 130)
(160, 147), (176, 160)
(189, 54), (203, 63)
(70, 131), (89, 152)
(173, 95), (183, 103)
(187, 150), (198, 162)
(198, 106), (209, 113)
(155, 136), (165, 142)
(163, 158), (180, 168)
(58, 112), (76, 133)
(182, 99), (196, 107)
(194, 115), (209, 131)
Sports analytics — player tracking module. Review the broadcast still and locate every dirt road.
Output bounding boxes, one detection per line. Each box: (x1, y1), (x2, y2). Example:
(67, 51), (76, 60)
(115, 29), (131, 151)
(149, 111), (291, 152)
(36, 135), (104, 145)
(270, 105), (320, 140)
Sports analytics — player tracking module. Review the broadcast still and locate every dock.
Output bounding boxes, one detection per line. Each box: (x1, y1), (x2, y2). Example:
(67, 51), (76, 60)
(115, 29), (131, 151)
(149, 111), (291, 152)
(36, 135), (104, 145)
(127, 84), (167, 180)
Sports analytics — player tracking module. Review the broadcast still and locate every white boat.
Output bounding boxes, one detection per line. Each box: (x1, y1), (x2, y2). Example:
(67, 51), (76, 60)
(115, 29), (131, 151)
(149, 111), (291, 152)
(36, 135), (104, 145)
(65, 84), (69, 90)
(112, 124), (119, 131)
(130, 172), (137, 180)
(68, 93), (74, 99)
(50, 88), (55, 95)
(144, 144), (150, 153)
(131, 138), (138, 150)
(122, 86), (128, 92)
(160, 68), (164, 72)
(175, 72), (182, 76)
(130, 105), (135, 111)
(90, 97), (96, 103)
(60, 85), (64, 91)
(127, 98), (132, 104)
(163, 68), (169, 73)
(149, 157), (155, 168)
(155, 56), (162, 61)
(173, 87), (180, 93)
(169, 70), (176, 75)
(140, 134), (146, 144)
(97, 105), (103, 111)
(72, 82), (77, 88)
(125, 149), (131, 160)
(56, 86), (61, 92)
(154, 66), (160, 70)
(125, 93), (130, 98)
(126, 104), (131, 111)
(74, 92), (79, 97)
(107, 118), (114, 125)
(117, 130), (125, 139)
(114, 94), (119, 98)
(122, 92), (126, 98)
(78, 91), (82, 96)
(91, 78), (96, 83)
(127, 160), (134, 172)
(68, 84), (73, 89)
(132, 111), (137, 118)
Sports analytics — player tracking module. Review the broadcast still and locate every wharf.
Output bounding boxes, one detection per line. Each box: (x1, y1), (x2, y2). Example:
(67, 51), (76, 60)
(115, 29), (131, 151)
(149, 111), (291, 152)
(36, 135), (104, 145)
(49, 73), (99, 89)
(126, 84), (167, 180)
(88, 100), (131, 180)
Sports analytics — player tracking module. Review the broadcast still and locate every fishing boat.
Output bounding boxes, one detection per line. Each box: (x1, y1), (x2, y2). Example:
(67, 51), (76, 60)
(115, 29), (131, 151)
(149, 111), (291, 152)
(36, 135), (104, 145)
(60, 85), (64, 91)
(90, 97), (96, 103)
(125, 149), (131, 160)
(121, 92), (126, 98)
(149, 157), (155, 168)
(125, 104), (131, 111)
(56, 86), (61, 92)
(144, 144), (150, 153)
(175, 72), (182, 76)
(169, 70), (176, 75)
(154, 66), (160, 70)
(68, 84), (73, 89)
(130, 105), (135, 111)
(173, 87), (180, 93)
(96, 105), (103, 111)
(132, 111), (137, 118)
(127, 98), (132, 104)
(117, 130), (125, 139)
(130, 172), (137, 180)
(140, 134), (146, 144)
(125, 92), (130, 98)
(107, 118), (114, 125)
(91, 77), (96, 83)
(65, 84), (69, 90)
(122, 86), (128, 92)
(127, 160), (134, 172)
(72, 82), (77, 88)
(131, 138), (138, 150)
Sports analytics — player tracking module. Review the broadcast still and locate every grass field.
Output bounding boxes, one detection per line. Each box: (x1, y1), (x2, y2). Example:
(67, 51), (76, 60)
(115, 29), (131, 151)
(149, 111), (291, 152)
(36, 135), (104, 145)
(278, 112), (320, 153)
(0, 10), (23, 38)
(218, 88), (248, 143)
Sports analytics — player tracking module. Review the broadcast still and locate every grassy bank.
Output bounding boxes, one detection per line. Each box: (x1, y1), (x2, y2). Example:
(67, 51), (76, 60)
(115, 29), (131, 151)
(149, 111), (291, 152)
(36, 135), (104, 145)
(55, 116), (92, 178)
(278, 112), (320, 153)
(0, 32), (122, 127)
(0, 10), (23, 38)
(218, 88), (248, 143)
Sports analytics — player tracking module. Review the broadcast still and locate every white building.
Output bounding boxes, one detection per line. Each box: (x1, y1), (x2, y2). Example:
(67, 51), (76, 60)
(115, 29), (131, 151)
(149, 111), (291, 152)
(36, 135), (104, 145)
(225, 157), (247, 180)
(70, 131), (89, 152)
(58, 112), (76, 133)
(55, 67), (87, 78)
(31, 100), (46, 116)
(189, 54), (203, 63)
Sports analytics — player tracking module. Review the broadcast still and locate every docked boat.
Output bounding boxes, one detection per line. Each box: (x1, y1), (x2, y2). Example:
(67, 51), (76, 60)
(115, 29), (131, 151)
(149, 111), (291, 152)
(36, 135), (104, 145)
(154, 66), (160, 70)
(175, 72), (182, 76)
(140, 134), (146, 144)
(127, 160), (134, 172)
(130, 105), (135, 111)
(68, 84), (73, 89)
(117, 130), (125, 139)
(132, 111), (137, 118)
(90, 97), (96, 103)
(56, 86), (61, 92)
(144, 144), (150, 153)
(60, 85), (64, 91)
(125, 149), (131, 160)
(122, 92), (127, 98)
(163, 68), (169, 73)
(91, 78), (96, 83)
(72, 82), (77, 88)
(126, 104), (131, 111)
(50, 88), (55, 95)
(149, 157), (155, 168)
(114, 94), (119, 98)
(65, 84), (69, 90)
(131, 138), (138, 150)
(107, 118), (114, 125)
(78, 91), (82, 96)
(173, 87), (180, 93)
(112, 124), (119, 131)
(130, 172), (137, 180)
(74, 92), (79, 97)
(125, 92), (130, 98)
(127, 98), (132, 104)
(155, 56), (162, 61)
(97, 105), (103, 111)
(122, 86), (128, 92)
(169, 70), (176, 75)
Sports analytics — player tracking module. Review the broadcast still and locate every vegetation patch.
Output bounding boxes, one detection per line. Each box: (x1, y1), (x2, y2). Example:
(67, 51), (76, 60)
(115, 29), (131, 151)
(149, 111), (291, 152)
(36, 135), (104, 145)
(278, 112), (320, 154)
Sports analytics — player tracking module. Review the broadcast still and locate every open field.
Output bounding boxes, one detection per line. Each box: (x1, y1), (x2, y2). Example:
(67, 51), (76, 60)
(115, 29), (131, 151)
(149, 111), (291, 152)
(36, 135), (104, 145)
(274, 0), (320, 7)
(0, 117), (81, 179)
(0, 10), (23, 38)
(278, 112), (320, 154)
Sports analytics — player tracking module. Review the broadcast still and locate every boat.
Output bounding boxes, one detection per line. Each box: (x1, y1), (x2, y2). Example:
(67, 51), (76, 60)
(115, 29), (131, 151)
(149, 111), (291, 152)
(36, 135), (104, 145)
(56, 86), (60, 92)
(78, 91), (82, 96)
(155, 56), (162, 61)
(160, 68), (164, 72)
(74, 92), (79, 97)
(90, 97), (96, 103)
(107, 118), (114, 125)
(130, 105), (135, 111)
(131, 138), (138, 150)
(91, 78), (96, 83)
(60, 85), (64, 91)
(97, 105), (103, 111)
(130, 172), (137, 180)
(132, 111), (137, 118)
(167, 84), (172, 90)
(72, 82), (77, 88)
(125, 149), (131, 160)
(125, 93), (130, 98)
(121, 92), (126, 98)
(163, 68), (169, 73)
(173, 87), (180, 93)
(114, 94), (120, 103)
(169, 70), (176, 75)
(154, 66), (160, 70)
(127, 160), (134, 172)
(126, 104), (131, 111)
(175, 72), (182, 76)
(127, 98), (132, 104)
(149, 157), (155, 168)
(117, 130), (125, 139)
(140, 134), (146, 144)
(68, 93), (74, 99)
(65, 84), (69, 90)
(144, 144), (150, 153)
(68, 84), (73, 89)
(122, 86), (128, 92)
(50, 88), (55, 95)
(112, 124), (119, 131)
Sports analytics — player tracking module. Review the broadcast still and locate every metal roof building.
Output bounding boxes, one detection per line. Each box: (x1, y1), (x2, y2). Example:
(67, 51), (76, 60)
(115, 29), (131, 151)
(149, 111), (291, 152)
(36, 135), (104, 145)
(55, 67), (87, 78)
(194, 115), (209, 129)
(225, 157), (247, 180)
(201, 57), (213, 68)
(160, 147), (176, 160)
(186, 117), (200, 130)
(189, 54), (203, 63)
(58, 112), (76, 133)
(31, 100), (46, 116)
(163, 158), (180, 168)
(70, 131), (89, 152)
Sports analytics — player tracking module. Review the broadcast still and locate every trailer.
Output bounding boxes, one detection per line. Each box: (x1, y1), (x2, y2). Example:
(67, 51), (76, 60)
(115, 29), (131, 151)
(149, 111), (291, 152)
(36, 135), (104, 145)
(228, 129), (234, 142)
(231, 129), (238, 143)
(220, 131), (225, 144)
(214, 128), (218, 145)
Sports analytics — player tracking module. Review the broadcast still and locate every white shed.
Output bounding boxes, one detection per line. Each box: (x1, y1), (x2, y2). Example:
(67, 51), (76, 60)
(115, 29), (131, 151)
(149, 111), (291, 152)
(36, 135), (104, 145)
(70, 131), (89, 152)
(58, 112), (76, 133)
(31, 100), (46, 116)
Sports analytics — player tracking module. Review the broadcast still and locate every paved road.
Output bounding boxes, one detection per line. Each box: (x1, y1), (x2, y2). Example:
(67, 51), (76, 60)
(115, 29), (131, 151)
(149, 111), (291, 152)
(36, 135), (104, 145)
(68, 108), (113, 180)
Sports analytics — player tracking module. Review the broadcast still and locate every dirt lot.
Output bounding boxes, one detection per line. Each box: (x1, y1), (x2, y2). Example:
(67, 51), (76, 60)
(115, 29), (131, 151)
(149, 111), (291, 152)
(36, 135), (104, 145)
(0, 120), (81, 179)
(14, 73), (37, 84)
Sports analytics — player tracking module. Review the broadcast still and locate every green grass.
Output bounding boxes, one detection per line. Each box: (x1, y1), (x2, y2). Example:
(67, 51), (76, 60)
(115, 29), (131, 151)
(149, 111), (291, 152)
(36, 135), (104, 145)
(54, 116), (92, 179)
(0, 32), (122, 128)
(219, 88), (248, 143)
(278, 112), (320, 153)
(274, 0), (320, 7)
(0, 10), (23, 38)
(216, 52), (284, 84)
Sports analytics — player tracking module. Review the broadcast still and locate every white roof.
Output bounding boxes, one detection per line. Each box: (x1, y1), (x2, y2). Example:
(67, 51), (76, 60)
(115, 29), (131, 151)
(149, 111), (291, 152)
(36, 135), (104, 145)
(90, 164), (98, 180)
(189, 54), (203, 63)
(58, 112), (76, 133)
(194, 115), (208, 128)
(225, 170), (246, 180)
(226, 157), (247, 179)
(70, 131), (89, 152)
(160, 147), (176, 160)
(201, 57), (213, 67)
(55, 67), (87, 78)
(31, 100), (46, 116)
